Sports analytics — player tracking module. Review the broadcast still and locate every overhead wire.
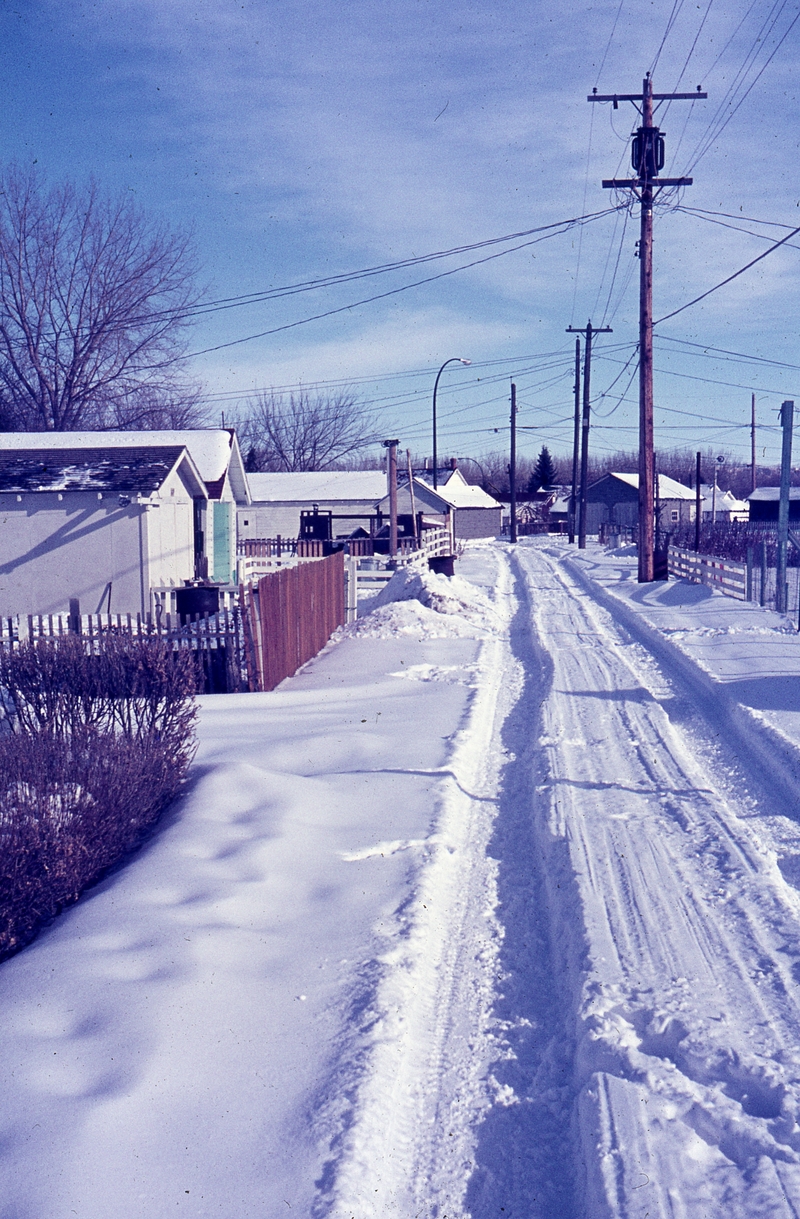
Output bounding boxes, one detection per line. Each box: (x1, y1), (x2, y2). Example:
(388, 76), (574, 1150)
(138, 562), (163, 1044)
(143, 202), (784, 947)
(681, 0), (799, 175)
(594, 0), (626, 89)
(187, 207), (621, 359)
(655, 222), (800, 325)
(651, 0), (687, 76)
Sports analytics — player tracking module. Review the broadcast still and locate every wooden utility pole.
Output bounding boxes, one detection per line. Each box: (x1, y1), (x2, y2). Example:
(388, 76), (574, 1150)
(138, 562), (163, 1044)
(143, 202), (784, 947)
(567, 321), (612, 548)
(751, 392), (757, 494)
(590, 74), (706, 582)
(776, 401), (793, 614)
(509, 381), (518, 544)
(569, 337), (581, 544)
(383, 438), (399, 560)
(695, 451), (701, 554)
(406, 449), (418, 547)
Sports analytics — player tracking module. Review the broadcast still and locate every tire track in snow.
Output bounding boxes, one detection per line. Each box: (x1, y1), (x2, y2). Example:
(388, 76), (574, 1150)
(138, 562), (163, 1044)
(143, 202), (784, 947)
(325, 553), (516, 1218)
(518, 544), (800, 1218)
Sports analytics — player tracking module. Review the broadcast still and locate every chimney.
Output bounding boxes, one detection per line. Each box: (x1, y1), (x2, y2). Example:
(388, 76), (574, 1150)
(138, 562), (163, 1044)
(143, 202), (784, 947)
(450, 457), (457, 470)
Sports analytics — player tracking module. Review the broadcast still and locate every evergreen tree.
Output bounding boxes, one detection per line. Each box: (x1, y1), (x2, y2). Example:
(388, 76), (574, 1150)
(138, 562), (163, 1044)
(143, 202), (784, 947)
(530, 446), (557, 493)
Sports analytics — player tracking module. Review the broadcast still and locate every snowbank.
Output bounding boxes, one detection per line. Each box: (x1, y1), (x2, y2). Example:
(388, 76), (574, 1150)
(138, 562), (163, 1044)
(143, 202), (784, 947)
(349, 558), (503, 640)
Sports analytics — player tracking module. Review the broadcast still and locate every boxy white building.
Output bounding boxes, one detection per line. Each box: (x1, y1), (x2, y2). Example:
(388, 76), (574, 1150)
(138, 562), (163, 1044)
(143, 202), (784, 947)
(241, 470), (388, 540)
(0, 445), (207, 617)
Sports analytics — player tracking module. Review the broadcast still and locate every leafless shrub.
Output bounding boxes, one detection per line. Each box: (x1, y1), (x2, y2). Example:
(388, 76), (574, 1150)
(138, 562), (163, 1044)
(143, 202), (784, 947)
(0, 635), (198, 960)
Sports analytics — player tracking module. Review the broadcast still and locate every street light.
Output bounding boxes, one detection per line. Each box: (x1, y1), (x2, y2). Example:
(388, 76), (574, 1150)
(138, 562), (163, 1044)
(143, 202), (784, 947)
(432, 357), (471, 489)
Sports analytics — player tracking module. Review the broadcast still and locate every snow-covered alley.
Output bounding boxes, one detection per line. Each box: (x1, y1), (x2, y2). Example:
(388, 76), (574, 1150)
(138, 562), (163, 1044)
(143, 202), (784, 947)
(6, 540), (800, 1217)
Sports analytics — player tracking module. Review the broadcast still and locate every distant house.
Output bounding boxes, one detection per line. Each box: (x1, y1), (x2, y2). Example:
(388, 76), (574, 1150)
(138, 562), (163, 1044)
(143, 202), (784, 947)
(241, 470), (388, 541)
(435, 470), (503, 538)
(374, 470), (502, 545)
(0, 429), (249, 586)
(699, 484), (748, 523)
(375, 476), (455, 547)
(0, 446), (207, 617)
(748, 487), (800, 524)
(585, 471), (698, 535)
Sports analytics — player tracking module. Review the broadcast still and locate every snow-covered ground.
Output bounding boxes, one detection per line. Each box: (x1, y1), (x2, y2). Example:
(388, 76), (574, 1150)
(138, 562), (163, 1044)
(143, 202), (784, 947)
(5, 539), (800, 1217)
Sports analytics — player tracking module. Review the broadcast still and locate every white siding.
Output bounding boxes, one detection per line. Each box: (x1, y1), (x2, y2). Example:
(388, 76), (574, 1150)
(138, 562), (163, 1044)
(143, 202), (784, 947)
(145, 465), (196, 589)
(0, 492), (145, 616)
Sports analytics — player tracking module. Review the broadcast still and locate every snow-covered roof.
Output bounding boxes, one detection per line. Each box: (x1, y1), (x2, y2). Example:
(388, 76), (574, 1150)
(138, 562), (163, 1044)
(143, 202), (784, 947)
(698, 484), (747, 510)
(247, 470), (387, 503)
(413, 473), (501, 512)
(0, 446), (207, 498)
(439, 469), (502, 509)
(0, 430), (249, 503)
(748, 486), (800, 501)
(609, 471), (698, 501)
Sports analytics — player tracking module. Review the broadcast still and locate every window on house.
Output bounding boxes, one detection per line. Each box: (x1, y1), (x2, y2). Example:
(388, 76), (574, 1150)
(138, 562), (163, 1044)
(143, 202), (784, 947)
(671, 510), (679, 522)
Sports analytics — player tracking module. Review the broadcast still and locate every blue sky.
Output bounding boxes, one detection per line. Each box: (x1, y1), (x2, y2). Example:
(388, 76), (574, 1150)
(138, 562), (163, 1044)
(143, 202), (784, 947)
(2, 0), (799, 466)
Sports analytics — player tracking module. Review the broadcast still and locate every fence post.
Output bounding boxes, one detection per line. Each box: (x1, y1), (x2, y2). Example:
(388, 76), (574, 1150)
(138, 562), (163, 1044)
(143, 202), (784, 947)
(760, 538), (767, 607)
(746, 545), (753, 601)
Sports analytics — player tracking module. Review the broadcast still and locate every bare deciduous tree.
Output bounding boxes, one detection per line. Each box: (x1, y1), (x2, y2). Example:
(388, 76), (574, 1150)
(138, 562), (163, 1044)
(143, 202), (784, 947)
(0, 167), (203, 431)
(239, 389), (379, 471)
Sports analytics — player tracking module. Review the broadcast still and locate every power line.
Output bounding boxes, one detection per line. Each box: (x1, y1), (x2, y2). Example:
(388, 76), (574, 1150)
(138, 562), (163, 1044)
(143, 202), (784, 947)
(655, 222), (800, 325)
(187, 208), (621, 358)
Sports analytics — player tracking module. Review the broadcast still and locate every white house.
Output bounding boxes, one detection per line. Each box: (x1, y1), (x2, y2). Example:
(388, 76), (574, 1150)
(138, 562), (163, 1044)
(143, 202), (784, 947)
(240, 470), (388, 540)
(0, 429), (249, 586)
(0, 445), (207, 617)
(699, 484), (748, 523)
(435, 469), (503, 538)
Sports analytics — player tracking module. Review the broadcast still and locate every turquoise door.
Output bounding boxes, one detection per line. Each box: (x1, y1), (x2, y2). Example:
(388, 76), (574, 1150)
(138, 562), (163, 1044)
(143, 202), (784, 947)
(212, 501), (232, 583)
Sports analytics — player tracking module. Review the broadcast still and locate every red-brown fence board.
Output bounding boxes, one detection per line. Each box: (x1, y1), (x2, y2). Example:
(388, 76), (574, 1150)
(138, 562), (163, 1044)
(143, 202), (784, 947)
(248, 551), (345, 691)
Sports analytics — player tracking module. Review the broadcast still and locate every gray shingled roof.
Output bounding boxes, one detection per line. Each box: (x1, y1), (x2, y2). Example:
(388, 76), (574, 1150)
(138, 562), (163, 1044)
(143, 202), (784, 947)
(0, 447), (188, 494)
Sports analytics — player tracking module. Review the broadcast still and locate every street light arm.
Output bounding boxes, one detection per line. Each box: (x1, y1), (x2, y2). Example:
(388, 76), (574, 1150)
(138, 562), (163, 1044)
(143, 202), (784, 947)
(432, 357), (471, 489)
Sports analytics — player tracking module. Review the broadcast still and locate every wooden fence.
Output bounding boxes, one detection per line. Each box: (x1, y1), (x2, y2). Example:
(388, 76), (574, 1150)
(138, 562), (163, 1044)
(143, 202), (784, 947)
(242, 550), (345, 691)
(668, 546), (747, 599)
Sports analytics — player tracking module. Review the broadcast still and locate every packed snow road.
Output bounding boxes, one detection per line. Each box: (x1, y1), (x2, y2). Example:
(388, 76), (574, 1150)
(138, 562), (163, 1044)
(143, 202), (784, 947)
(505, 543), (800, 1218)
(338, 540), (800, 1217)
(5, 539), (800, 1218)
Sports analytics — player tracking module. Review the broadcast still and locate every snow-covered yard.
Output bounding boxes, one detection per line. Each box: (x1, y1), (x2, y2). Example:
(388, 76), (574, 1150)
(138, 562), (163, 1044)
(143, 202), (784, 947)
(5, 538), (800, 1217)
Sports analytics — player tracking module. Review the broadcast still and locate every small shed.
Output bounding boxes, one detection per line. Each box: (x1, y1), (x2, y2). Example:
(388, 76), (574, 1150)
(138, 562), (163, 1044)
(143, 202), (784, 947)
(241, 470), (388, 541)
(748, 487), (800, 524)
(0, 446), (207, 618)
(585, 471), (698, 535)
(375, 477), (455, 546)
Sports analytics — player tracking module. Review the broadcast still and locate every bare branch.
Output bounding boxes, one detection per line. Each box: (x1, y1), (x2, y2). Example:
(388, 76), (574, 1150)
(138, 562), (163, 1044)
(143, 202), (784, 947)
(0, 167), (202, 431)
(238, 389), (380, 471)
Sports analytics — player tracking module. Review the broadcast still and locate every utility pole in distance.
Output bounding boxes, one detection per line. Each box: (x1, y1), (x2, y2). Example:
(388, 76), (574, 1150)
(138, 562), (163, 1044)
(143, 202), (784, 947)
(776, 401), (793, 614)
(568, 337), (581, 544)
(567, 321), (612, 548)
(383, 438), (400, 560)
(590, 74), (706, 581)
(695, 451), (702, 554)
(509, 381), (518, 544)
(751, 392), (757, 494)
